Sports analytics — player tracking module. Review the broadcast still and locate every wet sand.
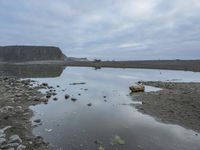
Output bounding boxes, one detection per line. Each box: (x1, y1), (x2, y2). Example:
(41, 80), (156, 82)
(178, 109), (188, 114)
(134, 81), (200, 132)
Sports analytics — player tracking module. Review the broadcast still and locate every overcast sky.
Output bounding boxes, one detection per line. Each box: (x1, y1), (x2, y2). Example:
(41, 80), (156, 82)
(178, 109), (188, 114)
(0, 0), (200, 60)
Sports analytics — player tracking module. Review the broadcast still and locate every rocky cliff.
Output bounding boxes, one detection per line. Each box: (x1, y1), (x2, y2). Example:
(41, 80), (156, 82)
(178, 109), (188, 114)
(0, 46), (67, 62)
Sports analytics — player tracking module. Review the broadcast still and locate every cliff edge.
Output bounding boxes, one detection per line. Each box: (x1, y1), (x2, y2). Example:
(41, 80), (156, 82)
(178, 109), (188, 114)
(0, 46), (67, 62)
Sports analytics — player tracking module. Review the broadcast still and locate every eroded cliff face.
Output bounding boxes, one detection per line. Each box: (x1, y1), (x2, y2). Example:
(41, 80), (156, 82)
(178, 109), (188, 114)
(0, 46), (66, 62)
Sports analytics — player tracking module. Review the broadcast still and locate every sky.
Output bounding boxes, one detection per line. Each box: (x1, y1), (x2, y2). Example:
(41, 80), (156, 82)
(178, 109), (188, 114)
(0, 0), (200, 60)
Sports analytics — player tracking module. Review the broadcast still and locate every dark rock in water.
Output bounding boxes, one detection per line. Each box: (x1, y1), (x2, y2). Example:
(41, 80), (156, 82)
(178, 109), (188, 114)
(0, 46), (66, 62)
(65, 94), (70, 99)
(87, 103), (92, 106)
(53, 97), (58, 101)
(34, 119), (41, 123)
(42, 83), (48, 87)
(71, 98), (77, 101)
(46, 93), (51, 99)
(69, 82), (86, 85)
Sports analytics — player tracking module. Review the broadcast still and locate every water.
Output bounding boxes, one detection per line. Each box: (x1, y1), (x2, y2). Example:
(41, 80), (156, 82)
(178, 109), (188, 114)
(28, 67), (200, 150)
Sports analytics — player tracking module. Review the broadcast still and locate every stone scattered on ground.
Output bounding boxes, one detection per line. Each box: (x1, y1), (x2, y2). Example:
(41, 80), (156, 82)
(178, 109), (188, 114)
(0, 76), (49, 149)
(135, 81), (200, 132)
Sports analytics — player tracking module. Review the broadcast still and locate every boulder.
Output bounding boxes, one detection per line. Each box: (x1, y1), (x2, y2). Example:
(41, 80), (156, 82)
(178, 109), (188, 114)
(129, 83), (145, 92)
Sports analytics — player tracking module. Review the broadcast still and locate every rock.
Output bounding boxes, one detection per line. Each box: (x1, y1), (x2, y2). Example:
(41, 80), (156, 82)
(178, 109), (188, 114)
(129, 83), (145, 92)
(46, 93), (51, 99)
(34, 98), (40, 101)
(42, 83), (48, 87)
(111, 135), (125, 145)
(65, 94), (70, 99)
(2, 126), (12, 132)
(71, 98), (77, 101)
(9, 135), (22, 143)
(34, 119), (41, 123)
(0, 106), (14, 113)
(87, 103), (92, 106)
(17, 144), (26, 150)
(3, 115), (10, 120)
(7, 142), (20, 147)
(52, 92), (57, 96)
(42, 99), (48, 103)
(8, 148), (15, 150)
(0, 138), (6, 145)
(0, 133), (5, 138)
(53, 97), (58, 101)
(15, 94), (22, 97)
(98, 145), (105, 150)
(69, 82), (86, 85)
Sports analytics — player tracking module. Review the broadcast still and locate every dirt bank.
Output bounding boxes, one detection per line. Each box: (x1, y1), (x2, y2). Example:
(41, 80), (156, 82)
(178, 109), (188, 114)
(134, 81), (200, 132)
(65, 60), (200, 72)
(0, 77), (54, 150)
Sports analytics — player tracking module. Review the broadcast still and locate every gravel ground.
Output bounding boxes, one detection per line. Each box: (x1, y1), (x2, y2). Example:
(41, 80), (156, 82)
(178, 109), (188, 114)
(134, 81), (200, 132)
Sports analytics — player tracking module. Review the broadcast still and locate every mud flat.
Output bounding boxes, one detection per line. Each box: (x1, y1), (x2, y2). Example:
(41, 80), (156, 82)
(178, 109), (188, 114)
(65, 60), (200, 72)
(134, 81), (200, 132)
(0, 77), (52, 150)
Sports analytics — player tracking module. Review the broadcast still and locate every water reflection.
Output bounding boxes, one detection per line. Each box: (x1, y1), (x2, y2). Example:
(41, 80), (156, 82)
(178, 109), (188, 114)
(0, 64), (64, 78)
(29, 67), (200, 150)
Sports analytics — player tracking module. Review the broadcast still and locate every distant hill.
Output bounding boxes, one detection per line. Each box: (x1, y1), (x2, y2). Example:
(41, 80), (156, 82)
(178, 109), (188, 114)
(0, 46), (67, 62)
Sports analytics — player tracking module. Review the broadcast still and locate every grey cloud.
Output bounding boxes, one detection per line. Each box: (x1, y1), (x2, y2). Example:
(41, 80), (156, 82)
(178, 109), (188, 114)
(0, 0), (200, 60)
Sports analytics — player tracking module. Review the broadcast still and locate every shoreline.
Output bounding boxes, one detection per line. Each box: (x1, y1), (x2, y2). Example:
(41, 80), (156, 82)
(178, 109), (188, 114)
(0, 59), (200, 72)
(0, 77), (51, 149)
(134, 81), (200, 132)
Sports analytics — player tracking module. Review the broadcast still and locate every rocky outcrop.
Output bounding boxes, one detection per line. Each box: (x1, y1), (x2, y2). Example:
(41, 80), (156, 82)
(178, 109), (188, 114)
(0, 46), (66, 62)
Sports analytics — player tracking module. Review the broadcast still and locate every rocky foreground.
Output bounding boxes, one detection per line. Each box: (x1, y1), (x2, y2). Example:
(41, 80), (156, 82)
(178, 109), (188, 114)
(0, 77), (59, 150)
(134, 81), (200, 132)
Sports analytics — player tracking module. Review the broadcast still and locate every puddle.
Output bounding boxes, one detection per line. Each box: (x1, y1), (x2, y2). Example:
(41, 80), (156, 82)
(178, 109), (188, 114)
(28, 67), (200, 150)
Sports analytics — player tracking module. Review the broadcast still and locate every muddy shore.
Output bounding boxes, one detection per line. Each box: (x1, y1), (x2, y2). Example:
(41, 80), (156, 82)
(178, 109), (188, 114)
(1, 59), (200, 72)
(0, 77), (51, 150)
(134, 81), (200, 132)
(65, 60), (200, 72)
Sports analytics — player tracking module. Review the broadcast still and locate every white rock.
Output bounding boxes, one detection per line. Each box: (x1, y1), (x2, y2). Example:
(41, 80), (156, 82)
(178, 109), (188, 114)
(0, 138), (6, 145)
(7, 142), (20, 147)
(9, 135), (22, 143)
(17, 144), (26, 150)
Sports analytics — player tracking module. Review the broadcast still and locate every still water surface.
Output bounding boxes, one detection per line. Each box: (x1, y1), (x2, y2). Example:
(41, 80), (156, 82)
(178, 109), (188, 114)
(29, 67), (200, 150)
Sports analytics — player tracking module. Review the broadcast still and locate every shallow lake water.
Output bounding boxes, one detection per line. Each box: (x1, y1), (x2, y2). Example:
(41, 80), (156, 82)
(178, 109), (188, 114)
(29, 67), (200, 150)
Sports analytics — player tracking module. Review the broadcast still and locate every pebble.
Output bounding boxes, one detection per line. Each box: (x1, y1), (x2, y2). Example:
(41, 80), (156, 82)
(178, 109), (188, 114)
(7, 142), (20, 147)
(17, 144), (26, 150)
(53, 97), (58, 101)
(0, 138), (6, 144)
(71, 98), (77, 101)
(65, 94), (70, 99)
(87, 103), (92, 106)
(34, 119), (41, 123)
(9, 135), (22, 143)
